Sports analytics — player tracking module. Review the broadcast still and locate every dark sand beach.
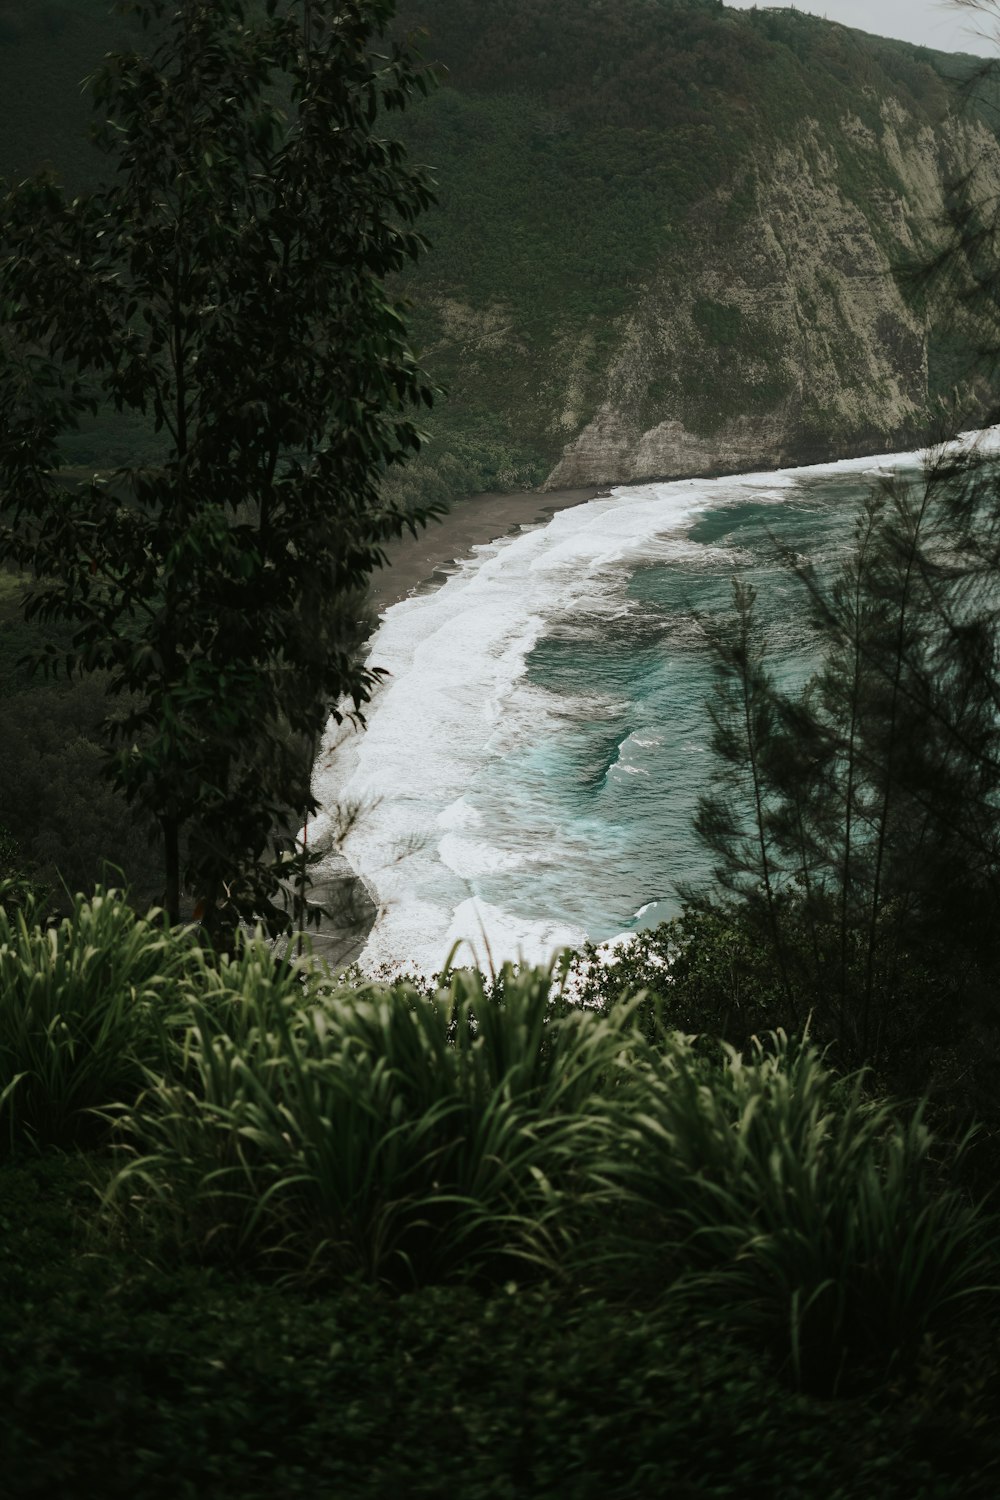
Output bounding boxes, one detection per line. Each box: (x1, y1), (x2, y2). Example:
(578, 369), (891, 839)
(369, 486), (604, 612)
(306, 485), (604, 971)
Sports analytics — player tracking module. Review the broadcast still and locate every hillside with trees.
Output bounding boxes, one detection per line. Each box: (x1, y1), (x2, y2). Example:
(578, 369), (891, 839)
(6, 0), (1000, 903)
(6, 2), (1000, 501)
(379, 0), (1000, 505)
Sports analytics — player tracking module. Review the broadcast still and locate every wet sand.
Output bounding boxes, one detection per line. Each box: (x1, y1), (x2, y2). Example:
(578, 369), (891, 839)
(369, 486), (604, 612)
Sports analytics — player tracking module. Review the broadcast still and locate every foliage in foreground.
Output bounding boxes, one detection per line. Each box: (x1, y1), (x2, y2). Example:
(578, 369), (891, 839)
(40, 922), (985, 1388)
(2, 1152), (999, 1500)
(0, 0), (438, 937)
(0, 831), (45, 919)
(680, 455), (1000, 1164)
(0, 891), (195, 1155)
(0, 889), (998, 1490)
(0, 892), (996, 1421)
(106, 955), (632, 1285)
(566, 905), (786, 1047)
(599, 1030), (995, 1392)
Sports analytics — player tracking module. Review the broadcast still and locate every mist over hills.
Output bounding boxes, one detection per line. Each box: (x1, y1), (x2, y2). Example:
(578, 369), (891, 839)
(4, 0), (1000, 501)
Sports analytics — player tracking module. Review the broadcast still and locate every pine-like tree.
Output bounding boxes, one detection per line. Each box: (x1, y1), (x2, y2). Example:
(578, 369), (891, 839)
(694, 459), (1000, 1063)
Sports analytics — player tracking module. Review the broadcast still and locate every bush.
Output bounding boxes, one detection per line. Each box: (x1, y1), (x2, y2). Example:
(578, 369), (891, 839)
(0, 675), (166, 913)
(0, 826), (46, 918)
(4, 1151), (998, 1499)
(107, 955), (635, 1286)
(594, 1030), (998, 1392)
(567, 908), (789, 1047)
(0, 890), (193, 1153)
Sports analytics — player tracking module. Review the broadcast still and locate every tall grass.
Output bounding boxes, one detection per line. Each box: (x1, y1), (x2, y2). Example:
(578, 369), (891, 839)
(593, 1030), (998, 1391)
(4, 895), (992, 1390)
(107, 954), (634, 1286)
(0, 889), (191, 1152)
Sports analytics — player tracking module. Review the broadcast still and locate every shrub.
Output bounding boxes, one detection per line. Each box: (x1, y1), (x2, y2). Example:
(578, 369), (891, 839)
(0, 826), (47, 918)
(12, 1149), (994, 1500)
(107, 955), (634, 1286)
(566, 908), (788, 1048)
(0, 889), (193, 1153)
(594, 1030), (998, 1392)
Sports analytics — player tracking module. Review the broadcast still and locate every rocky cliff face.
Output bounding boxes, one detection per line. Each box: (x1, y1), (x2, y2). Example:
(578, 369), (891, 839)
(4, 2), (999, 500)
(387, 2), (1000, 507)
(546, 105), (1000, 487)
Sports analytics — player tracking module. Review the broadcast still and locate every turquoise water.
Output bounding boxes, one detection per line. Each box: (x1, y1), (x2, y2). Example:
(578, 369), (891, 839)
(314, 450), (932, 973)
(473, 474), (875, 941)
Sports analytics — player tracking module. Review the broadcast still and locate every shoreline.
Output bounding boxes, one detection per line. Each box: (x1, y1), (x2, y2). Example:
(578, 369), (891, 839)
(364, 422), (994, 614)
(316, 428), (1000, 973)
(369, 486), (606, 613)
(313, 486), (604, 971)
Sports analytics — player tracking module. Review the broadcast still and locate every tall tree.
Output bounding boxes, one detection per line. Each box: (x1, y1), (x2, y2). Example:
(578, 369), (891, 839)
(694, 460), (1000, 1064)
(689, 579), (799, 1026)
(0, 0), (438, 936)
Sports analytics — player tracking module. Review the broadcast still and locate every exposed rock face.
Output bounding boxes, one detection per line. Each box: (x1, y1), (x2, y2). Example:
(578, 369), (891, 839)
(545, 111), (1000, 488)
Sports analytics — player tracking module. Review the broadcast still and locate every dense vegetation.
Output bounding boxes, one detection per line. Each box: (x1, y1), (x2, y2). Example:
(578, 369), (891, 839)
(4, 1), (998, 508)
(1, 895), (998, 1495)
(3, 3), (1000, 1493)
(4, 0), (998, 907)
(381, 0), (1000, 508)
(0, 0), (438, 936)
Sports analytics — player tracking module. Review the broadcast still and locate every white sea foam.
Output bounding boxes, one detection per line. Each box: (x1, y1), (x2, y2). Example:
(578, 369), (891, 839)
(438, 832), (538, 878)
(436, 796), (482, 831)
(313, 426), (1000, 977)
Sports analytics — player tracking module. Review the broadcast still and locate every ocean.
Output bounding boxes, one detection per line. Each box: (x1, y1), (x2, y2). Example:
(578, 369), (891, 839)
(312, 435), (994, 977)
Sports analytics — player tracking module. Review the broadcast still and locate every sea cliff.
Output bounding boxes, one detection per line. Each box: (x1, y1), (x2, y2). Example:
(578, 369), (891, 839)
(386, 1), (1000, 503)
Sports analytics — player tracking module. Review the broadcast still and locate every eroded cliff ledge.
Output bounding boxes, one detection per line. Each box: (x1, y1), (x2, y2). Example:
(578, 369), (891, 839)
(545, 107), (1000, 488)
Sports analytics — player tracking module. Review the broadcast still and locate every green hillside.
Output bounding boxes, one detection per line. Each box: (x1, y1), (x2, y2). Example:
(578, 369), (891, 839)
(0, 1), (135, 186)
(3, 17), (1000, 1488)
(381, 0), (1000, 503)
(3, 0), (1000, 497)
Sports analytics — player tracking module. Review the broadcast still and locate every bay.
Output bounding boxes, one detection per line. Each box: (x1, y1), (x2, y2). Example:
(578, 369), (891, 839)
(312, 435), (995, 976)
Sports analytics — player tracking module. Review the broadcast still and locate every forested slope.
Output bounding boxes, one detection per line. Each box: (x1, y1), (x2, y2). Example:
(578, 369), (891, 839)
(3, 1), (1000, 499)
(5, 1), (1000, 896)
(386, 0), (1000, 500)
